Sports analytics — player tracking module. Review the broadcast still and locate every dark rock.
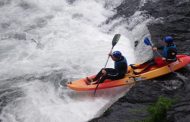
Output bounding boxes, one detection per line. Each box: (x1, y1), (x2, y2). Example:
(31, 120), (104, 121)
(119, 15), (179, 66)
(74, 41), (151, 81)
(91, 101), (149, 122)
(142, 0), (190, 52)
(134, 40), (139, 48)
(91, 0), (190, 121)
(167, 99), (190, 122)
(115, 0), (140, 18)
(105, 0), (141, 24)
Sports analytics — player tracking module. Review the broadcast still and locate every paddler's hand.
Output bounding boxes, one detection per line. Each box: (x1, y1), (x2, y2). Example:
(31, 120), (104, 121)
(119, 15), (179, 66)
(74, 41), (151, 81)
(152, 47), (157, 51)
(108, 53), (112, 56)
(109, 53), (114, 60)
(102, 69), (107, 76)
(162, 57), (166, 60)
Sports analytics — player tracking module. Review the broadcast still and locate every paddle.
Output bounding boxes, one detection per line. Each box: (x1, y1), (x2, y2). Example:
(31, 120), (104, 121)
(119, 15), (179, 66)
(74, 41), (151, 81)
(144, 37), (162, 57)
(144, 37), (177, 75)
(93, 34), (121, 96)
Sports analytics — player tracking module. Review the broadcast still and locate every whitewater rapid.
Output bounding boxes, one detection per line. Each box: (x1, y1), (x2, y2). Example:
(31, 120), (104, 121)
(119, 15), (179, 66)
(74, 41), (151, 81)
(0, 0), (154, 122)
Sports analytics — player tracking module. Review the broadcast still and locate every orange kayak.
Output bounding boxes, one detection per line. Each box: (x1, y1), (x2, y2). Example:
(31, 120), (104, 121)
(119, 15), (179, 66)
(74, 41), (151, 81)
(67, 55), (190, 91)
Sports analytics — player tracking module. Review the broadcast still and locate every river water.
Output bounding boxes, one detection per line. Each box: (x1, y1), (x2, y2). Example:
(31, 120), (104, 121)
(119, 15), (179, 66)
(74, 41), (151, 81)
(0, 0), (154, 122)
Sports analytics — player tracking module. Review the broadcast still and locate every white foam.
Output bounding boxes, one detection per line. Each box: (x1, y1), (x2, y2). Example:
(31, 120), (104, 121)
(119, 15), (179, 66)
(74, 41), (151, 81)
(0, 81), (131, 122)
(0, 0), (136, 122)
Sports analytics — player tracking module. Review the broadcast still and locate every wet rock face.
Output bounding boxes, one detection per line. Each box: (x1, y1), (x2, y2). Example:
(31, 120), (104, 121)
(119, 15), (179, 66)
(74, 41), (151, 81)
(166, 68), (190, 122)
(115, 0), (140, 18)
(105, 0), (140, 23)
(91, 0), (190, 122)
(141, 0), (190, 55)
(167, 97), (190, 122)
(140, 2), (190, 121)
(91, 101), (149, 122)
(91, 68), (190, 122)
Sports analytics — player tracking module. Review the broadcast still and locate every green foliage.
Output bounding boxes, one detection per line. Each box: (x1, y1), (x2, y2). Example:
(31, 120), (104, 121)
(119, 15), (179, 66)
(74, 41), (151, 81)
(145, 96), (175, 122)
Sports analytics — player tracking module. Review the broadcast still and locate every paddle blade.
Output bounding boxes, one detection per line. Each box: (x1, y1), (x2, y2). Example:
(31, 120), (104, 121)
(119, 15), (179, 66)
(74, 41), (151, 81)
(144, 37), (152, 46)
(112, 34), (121, 47)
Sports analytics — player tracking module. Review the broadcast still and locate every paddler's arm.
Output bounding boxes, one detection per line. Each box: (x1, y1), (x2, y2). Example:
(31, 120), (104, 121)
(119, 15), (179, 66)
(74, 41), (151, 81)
(109, 53), (115, 60)
(157, 46), (164, 50)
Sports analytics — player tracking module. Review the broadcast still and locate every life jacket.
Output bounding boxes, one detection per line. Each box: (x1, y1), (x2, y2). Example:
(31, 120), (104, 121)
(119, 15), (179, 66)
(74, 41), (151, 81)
(162, 45), (177, 60)
(114, 56), (128, 75)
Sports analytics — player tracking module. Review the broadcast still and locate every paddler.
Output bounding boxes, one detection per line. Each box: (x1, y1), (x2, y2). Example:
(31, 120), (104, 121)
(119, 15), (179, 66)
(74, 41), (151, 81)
(131, 36), (178, 74)
(86, 51), (128, 85)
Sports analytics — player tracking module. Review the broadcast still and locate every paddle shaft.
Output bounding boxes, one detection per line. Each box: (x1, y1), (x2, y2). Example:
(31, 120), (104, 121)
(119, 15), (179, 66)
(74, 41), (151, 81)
(94, 46), (114, 96)
(93, 34), (120, 96)
(104, 47), (114, 68)
(149, 45), (162, 57)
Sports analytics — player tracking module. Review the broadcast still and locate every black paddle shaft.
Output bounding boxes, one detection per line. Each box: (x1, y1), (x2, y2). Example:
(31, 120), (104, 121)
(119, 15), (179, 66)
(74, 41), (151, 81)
(93, 34), (120, 96)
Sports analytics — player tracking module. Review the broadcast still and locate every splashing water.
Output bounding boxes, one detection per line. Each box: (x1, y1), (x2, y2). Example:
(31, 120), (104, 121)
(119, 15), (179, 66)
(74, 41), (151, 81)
(0, 0), (153, 122)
